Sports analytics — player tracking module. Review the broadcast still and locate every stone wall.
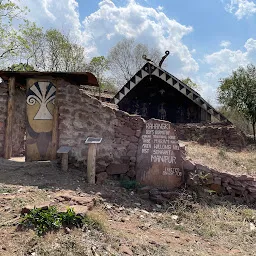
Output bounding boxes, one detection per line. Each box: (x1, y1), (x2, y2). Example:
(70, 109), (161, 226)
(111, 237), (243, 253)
(57, 81), (144, 181)
(0, 82), (8, 157)
(184, 159), (256, 203)
(12, 89), (26, 156)
(175, 123), (246, 151)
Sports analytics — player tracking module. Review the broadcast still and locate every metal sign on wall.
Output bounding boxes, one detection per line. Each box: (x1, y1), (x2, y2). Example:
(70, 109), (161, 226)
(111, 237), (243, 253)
(136, 119), (183, 189)
(26, 79), (56, 161)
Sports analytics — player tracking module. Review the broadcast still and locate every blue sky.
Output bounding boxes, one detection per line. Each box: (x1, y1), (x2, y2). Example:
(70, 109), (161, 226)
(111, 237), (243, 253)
(14, 0), (256, 105)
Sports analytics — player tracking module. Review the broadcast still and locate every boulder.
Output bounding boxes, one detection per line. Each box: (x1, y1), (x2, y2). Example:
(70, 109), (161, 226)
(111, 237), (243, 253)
(183, 159), (195, 171)
(161, 191), (180, 200)
(106, 163), (129, 175)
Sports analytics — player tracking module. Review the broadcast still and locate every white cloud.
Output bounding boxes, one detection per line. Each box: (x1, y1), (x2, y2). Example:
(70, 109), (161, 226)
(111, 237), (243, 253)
(189, 37), (256, 105)
(220, 40), (231, 48)
(244, 38), (256, 51)
(13, 0), (83, 43)
(12, 0), (198, 75)
(224, 0), (256, 19)
(82, 0), (198, 74)
(204, 38), (256, 77)
(157, 6), (164, 11)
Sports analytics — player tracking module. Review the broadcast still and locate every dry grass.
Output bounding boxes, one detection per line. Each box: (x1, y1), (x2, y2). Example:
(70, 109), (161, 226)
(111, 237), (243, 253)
(158, 194), (256, 256)
(184, 141), (256, 176)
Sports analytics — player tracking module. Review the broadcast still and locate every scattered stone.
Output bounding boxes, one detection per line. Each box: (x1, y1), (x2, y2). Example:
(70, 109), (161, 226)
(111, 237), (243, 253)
(4, 206), (10, 211)
(140, 210), (150, 215)
(21, 201), (53, 214)
(149, 194), (167, 204)
(249, 222), (256, 231)
(149, 188), (160, 196)
(161, 191), (180, 200)
(119, 245), (133, 255)
(171, 215), (179, 221)
(137, 186), (151, 194)
(64, 227), (71, 234)
(70, 205), (88, 216)
(121, 217), (130, 222)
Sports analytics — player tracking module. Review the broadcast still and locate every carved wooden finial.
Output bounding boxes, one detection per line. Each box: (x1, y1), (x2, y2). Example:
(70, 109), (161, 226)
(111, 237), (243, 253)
(159, 50), (170, 68)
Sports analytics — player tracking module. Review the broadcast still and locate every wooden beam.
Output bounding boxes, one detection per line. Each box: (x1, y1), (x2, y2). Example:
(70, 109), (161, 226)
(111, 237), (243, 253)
(4, 77), (15, 159)
(51, 79), (58, 160)
(87, 144), (97, 184)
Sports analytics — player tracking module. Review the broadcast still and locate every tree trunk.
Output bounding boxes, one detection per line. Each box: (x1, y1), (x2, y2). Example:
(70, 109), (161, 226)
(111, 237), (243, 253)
(253, 121), (256, 142)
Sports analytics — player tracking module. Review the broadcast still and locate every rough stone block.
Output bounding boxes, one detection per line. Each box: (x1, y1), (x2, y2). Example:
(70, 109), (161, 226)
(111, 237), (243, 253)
(130, 136), (139, 143)
(213, 177), (222, 185)
(106, 163), (129, 175)
(116, 126), (135, 136)
(247, 186), (256, 193)
(209, 184), (222, 193)
(127, 168), (136, 178)
(127, 150), (136, 157)
(161, 191), (180, 200)
(195, 163), (210, 173)
(183, 159), (195, 171)
(127, 143), (137, 151)
(96, 172), (108, 185)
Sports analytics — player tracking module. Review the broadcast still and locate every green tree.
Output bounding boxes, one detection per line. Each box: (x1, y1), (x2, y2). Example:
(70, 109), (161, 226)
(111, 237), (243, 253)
(218, 64), (256, 141)
(181, 77), (200, 91)
(0, 0), (27, 61)
(8, 62), (34, 71)
(107, 38), (162, 86)
(87, 56), (109, 85)
(17, 21), (45, 69)
(16, 27), (86, 72)
(44, 29), (86, 72)
(87, 56), (117, 93)
(218, 106), (253, 135)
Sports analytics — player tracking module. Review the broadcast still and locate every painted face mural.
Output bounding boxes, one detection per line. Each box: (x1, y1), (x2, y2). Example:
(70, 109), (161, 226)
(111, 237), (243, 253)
(26, 81), (56, 161)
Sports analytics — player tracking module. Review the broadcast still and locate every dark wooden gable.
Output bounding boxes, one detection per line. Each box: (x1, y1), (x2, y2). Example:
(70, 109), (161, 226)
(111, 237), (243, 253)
(112, 62), (229, 123)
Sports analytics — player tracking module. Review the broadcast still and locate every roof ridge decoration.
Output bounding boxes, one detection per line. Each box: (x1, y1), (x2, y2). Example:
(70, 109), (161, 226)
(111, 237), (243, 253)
(111, 62), (230, 123)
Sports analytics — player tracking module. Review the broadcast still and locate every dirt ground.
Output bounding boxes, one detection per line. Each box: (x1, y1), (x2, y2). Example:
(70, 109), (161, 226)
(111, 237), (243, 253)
(0, 154), (255, 256)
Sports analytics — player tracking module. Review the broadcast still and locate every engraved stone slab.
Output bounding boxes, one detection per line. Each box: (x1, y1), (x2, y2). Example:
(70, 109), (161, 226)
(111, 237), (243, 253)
(135, 119), (183, 189)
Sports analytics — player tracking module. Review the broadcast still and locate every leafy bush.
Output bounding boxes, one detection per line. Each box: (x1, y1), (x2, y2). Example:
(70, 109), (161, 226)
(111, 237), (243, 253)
(20, 206), (83, 236)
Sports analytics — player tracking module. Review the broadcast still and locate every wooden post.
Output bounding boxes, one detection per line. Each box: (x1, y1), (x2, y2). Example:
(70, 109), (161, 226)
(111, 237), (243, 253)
(61, 153), (68, 171)
(4, 77), (15, 159)
(87, 144), (97, 184)
(51, 79), (59, 160)
(57, 146), (71, 171)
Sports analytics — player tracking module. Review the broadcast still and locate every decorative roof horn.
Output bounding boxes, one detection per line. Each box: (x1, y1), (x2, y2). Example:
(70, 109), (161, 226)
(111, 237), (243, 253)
(159, 50), (170, 68)
(142, 50), (170, 68)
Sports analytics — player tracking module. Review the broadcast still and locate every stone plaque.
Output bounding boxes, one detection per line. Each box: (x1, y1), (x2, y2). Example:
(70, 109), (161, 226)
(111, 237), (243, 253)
(136, 119), (183, 189)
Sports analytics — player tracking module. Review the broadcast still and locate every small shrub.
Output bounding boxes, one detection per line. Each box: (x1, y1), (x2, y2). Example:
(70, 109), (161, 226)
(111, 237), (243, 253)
(120, 179), (140, 190)
(0, 187), (14, 194)
(20, 206), (83, 236)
